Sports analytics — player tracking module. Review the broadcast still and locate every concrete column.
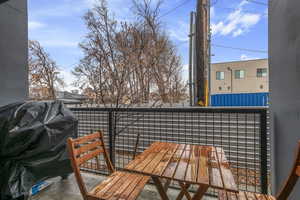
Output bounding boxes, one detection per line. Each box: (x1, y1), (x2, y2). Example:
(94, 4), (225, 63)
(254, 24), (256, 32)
(270, 0), (300, 198)
(0, 0), (28, 106)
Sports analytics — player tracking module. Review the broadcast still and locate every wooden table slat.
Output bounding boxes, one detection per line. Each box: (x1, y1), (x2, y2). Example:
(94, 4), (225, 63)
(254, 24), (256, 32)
(125, 142), (161, 169)
(245, 191), (257, 200)
(162, 144), (187, 179)
(238, 191), (248, 200)
(153, 143), (180, 175)
(173, 145), (192, 181)
(134, 143), (166, 172)
(197, 146), (210, 185)
(124, 141), (238, 200)
(209, 147), (224, 189)
(144, 143), (174, 174)
(185, 145), (197, 183)
(227, 192), (238, 200)
(255, 193), (268, 200)
(216, 147), (238, 192)
(126, 142), (163, 171)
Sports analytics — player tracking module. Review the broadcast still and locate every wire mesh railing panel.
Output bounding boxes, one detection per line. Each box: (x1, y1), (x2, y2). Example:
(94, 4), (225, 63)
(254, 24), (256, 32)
(71, 109), (110, 175)
(70, 107), (269, 194)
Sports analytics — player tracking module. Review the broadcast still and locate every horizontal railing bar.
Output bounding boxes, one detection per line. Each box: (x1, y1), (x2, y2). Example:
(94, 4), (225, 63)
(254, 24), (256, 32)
(70, 106), (268, 113)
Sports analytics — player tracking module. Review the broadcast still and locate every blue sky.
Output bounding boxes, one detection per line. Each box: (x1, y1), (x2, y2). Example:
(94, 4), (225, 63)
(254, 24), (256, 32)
(28, 0), (268, 91)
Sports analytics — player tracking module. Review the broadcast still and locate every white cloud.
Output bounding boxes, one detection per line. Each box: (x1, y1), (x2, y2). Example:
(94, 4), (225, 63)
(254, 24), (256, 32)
(211, 0), (261, 37)
(28, 21), (45, 30)
(240, 54), (259, 61)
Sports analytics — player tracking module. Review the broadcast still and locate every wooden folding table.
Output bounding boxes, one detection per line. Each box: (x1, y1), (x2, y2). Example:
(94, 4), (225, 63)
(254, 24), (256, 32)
(124, 142), (238, 200)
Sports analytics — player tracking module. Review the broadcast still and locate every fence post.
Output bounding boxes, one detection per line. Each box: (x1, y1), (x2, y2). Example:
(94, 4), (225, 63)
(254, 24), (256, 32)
(108, 111), (115, 167)
(260, 109), (268, 194)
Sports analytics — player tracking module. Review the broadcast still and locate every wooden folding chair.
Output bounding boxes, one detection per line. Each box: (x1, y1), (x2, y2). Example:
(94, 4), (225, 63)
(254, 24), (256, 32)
(67, 131), (150, 200)
(218, 141), (300, 200)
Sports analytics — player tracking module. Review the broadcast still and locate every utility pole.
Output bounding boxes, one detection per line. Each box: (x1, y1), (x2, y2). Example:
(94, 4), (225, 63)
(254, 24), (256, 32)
(189, 12), (195, 106)
(195, 0), (209, 106)
(207, 0), (211, 106)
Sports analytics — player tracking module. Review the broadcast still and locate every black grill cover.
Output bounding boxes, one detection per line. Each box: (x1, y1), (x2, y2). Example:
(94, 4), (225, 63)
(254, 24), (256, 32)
(0, 101), (78, 200)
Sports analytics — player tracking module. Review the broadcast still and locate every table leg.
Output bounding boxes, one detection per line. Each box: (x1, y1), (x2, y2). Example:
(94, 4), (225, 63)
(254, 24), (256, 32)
(176, 182), (192, 200)
(152, 177), (170, 200)
(163, 179), (171, 192)
(191, 185), (209, 200)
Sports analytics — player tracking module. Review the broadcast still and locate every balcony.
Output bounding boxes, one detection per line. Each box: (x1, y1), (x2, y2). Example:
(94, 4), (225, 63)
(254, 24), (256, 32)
(29, 106), (269, 199)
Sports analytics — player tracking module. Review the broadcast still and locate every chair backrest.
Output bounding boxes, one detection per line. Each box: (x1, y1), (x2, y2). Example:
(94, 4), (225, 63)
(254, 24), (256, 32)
(276, 141), (300, 200)
(67, 131), (114, 199)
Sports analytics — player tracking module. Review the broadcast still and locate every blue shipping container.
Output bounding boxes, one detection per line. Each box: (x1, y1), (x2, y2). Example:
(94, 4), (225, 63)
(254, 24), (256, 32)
(211, 92), (269, 107)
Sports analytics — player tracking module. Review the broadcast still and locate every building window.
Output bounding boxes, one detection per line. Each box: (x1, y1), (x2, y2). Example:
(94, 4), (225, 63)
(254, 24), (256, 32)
(235, 70), (245, 79)
(216, 71), (225, 80)
(257, 68), (267, 77)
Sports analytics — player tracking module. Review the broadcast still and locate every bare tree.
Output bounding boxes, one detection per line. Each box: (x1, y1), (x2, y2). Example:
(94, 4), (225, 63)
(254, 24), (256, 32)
(28, 40), (65, 100)
(73, 0), (186, 107)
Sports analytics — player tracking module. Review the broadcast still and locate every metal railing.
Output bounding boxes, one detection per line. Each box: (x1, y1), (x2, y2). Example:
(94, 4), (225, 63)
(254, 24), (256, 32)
(70, 106), (269, 194)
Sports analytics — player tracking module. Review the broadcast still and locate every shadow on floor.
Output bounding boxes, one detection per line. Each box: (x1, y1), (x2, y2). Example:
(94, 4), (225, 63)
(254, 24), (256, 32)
(31, 173), (216, 200)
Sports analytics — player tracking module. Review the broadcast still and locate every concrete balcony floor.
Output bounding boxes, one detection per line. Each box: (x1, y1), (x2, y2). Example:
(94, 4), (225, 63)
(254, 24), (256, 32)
(31, 173), (216, 200)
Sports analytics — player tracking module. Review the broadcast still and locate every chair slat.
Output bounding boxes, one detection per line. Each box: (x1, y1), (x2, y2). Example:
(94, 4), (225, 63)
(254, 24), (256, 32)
(69, 132), (149, 200)
(126, 176), (150, 200)
(73, 132), (101, 145)
(94, 172), (125, 197)
(107, 173), (143, 200)
(98, 173), (132, 199)
(74, 140), (103, 156)
(296, 166), (300, 176)
(111, 174), (144, 200)
(90, 172), (122, 195)
(77, 148), (104, 166)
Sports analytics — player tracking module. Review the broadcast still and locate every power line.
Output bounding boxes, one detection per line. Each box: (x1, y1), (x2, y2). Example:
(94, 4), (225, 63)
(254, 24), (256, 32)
(159, 0), (190, 19)
(245, 0), (268, 6)
(212, 43), (268, 53)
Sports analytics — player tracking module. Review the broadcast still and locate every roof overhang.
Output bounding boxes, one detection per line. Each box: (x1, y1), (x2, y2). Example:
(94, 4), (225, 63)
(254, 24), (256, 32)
(0, 0), (9, 4)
